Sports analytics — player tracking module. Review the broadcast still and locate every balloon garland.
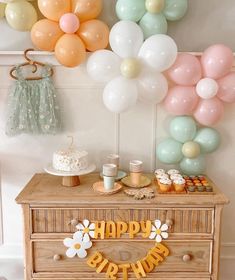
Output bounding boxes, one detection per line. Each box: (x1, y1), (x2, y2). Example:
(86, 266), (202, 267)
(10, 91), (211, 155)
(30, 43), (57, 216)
(87, 20), (178, 113)
(156, 116), (221, 175)
(31, 0), (109, 67)
(164, 44), (235, 126)
(116, 0), (188, 39)
(0, 0), (38, 31)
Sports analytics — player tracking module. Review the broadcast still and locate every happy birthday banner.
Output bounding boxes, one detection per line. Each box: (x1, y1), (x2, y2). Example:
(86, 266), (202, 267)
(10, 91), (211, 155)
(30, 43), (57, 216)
(63, 219), (170, 279)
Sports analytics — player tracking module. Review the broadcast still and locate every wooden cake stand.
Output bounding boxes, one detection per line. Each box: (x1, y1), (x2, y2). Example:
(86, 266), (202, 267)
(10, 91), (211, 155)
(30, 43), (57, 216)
(44, 164), (96, 187)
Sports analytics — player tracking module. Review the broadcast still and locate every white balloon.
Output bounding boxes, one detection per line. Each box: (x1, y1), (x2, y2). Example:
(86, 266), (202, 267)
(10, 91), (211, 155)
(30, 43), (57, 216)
(138, 34), (178, 71)
(196, 78), (218, 99)
(87, 50), (121, 83)
(109, 20), (144, 58)
(103, 76), (138, 113)
(138, 70), (168, 104)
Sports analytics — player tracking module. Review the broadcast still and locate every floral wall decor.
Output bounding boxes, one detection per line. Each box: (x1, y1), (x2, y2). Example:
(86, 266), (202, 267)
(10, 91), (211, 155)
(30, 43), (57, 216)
(156, 116), (221, 175)
(31, 0), (109, 67)
(87, 20), (178, 113)
(164, 44), (235, 126)
(0, 0), (38, 31)
(115, 0), (188, 39)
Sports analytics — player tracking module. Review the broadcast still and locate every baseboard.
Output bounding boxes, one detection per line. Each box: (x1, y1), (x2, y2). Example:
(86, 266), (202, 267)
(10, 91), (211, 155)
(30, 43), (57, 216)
(220, 242), (235, 259)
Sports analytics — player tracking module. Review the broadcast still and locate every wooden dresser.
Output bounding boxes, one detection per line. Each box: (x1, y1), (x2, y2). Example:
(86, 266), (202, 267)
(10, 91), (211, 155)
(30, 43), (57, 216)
(16, 173), (229, 280)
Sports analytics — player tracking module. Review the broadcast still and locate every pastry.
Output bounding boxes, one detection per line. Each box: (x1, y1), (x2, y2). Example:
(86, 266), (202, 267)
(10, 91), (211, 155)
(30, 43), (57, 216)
(53, 149), (88, 172)
(173, 178), (186, 192)
(155, 173), (169, 184)
(170, 174), (183, 181)
(124, 188), (155, 200)
(167, 169), (180, 175)
(154, 169), (166, 175)
(159, 178), (172, 192)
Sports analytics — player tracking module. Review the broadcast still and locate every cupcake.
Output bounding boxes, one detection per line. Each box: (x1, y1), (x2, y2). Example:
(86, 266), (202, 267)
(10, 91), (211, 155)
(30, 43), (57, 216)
(155, 173), (169, 184)
(155, 169), (166, 175)
(159, 178), (172, 192)
(167, 169), (180, 175)
(170, 174), (183, 181)
(173, 178), (186, 192)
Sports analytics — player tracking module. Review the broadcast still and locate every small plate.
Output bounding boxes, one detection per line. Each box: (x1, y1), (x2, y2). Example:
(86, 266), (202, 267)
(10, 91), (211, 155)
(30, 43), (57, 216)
(44, 164), (96, 177)
(100, 170), (127, 181)
(93, 181), (123, 195)
(121, 175), (152, 188)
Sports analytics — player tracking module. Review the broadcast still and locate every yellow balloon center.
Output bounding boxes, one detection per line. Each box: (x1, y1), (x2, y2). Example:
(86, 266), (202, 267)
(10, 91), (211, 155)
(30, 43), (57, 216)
(83, 227), (90, 234)
(182, 141), (201, 159)
(120, 58), (141, 79)
(155, 229), (161, 235)
(145, 0), (165, 14)
(74, 243), (81, 250)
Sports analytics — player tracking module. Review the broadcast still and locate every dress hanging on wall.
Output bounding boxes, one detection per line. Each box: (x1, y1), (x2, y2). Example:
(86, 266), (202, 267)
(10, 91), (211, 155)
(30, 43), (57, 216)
(6, 49), (61, 136)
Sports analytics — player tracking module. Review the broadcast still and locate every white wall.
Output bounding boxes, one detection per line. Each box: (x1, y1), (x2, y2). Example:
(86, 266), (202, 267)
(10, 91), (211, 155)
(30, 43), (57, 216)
(0, 0), (235, 279)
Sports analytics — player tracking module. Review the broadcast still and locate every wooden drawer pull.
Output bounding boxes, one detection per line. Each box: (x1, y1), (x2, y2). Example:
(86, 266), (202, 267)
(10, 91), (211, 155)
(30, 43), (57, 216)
(53, 254), (62, 261)
(182, 254), (191, 262)
(166, 219), (174, 227)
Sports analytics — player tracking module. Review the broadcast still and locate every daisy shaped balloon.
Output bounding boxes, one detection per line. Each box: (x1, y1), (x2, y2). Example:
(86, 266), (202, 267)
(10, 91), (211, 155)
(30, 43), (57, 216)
(157, 116), (221, 175)
(0, 0), (38, 31)
(164, 44), (235, 126)
(149, 220), (168, 243)
(31, 0), (109, 67)
(63, 231), (92, 258)
(76, 219), (95, 242)
(116, 0), (188, 39)
(87, 20), (178, 113)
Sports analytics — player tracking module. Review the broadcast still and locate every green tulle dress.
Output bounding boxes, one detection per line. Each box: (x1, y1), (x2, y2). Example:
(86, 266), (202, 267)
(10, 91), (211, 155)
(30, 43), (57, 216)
(6, 65), (61, 136)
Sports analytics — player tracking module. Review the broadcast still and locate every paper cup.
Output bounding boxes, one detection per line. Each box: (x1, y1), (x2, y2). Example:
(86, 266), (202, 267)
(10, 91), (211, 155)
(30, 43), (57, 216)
(129, 160), (143, 173)
(103, 164), (117, 177)
(107, 154), (120, 167)
(103, 175), (115, 190)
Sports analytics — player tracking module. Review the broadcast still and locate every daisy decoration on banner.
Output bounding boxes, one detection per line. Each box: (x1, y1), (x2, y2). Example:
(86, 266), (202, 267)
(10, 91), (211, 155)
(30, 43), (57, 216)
(31, 0), (109, 67)
(164, 44), (235, 126)
(149, 219), (169, 243)
(115, 0), (188, 39)
(76, 219), (95, 242)
(87, 20), (178, 113)
(63, 231), (92, 259)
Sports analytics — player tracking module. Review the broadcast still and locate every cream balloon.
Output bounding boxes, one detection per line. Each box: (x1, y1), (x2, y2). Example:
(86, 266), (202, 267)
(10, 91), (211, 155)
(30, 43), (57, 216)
(120, 58), (141, 79)
(87, 50), (121, 83)
(0, 3), (6, 18)
(182, 141), (201, 159)
(145, 0), (165, 14)
(196, 78), (219, 99)
(5, 0), (37, 31)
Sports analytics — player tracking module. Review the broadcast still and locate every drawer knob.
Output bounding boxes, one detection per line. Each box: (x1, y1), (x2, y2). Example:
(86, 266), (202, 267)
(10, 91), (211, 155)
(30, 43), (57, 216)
(166, 219), (174, 227)
(53, 254), (62, 261)
(182, 254), (191, 262)
(70, 219), (78, 226)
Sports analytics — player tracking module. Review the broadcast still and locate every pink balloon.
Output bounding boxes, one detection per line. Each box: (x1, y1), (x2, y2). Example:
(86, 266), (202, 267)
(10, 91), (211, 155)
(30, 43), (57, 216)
(217, 72), (235, 103)
(59, 13), (80, 34)
(194, 97), (224, 126)
(167, 53), (202, 86)
(164, 86), (199, 115)
(201, 44), (234, 79)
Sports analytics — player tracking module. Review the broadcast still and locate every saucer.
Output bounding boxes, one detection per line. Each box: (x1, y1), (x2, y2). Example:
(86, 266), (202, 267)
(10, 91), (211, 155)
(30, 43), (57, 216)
(121, 175), (152, 188)
(100, 170), (127, 181)
(93, 181), (123, 195)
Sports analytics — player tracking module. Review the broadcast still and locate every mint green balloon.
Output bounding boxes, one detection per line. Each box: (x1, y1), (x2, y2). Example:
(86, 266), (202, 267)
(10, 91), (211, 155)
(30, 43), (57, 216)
(180, 155), (206, 175)
(170, 116), (197, 143)
(194, 128), (221, 154)
(139, 12), (167, 39)
(163, 0), (188, 21)
(157, 138), (183, 164)
(116, 0), (146, 22)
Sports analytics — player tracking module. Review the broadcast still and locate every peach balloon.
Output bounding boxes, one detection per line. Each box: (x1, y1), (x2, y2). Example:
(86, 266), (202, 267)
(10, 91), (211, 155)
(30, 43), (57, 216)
(38, 0), (71, 21)
(77, 19), (109, 52)
(72, 0), (102, 22)
(31, 19), (63, 51)
(55, 34), (86, 67)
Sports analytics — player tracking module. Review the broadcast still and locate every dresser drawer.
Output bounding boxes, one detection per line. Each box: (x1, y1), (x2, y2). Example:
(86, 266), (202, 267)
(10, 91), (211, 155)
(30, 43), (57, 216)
(33, 240), (212, 275)
(31, 208), (214, 235)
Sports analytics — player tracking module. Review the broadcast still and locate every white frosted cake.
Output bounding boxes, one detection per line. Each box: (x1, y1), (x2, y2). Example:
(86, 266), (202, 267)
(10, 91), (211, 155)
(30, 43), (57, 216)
(53, 149), (88, 172)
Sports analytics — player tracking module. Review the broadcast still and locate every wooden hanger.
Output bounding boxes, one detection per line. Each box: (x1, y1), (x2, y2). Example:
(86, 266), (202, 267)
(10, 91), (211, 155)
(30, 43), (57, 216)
(10, 48), (54, 81)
